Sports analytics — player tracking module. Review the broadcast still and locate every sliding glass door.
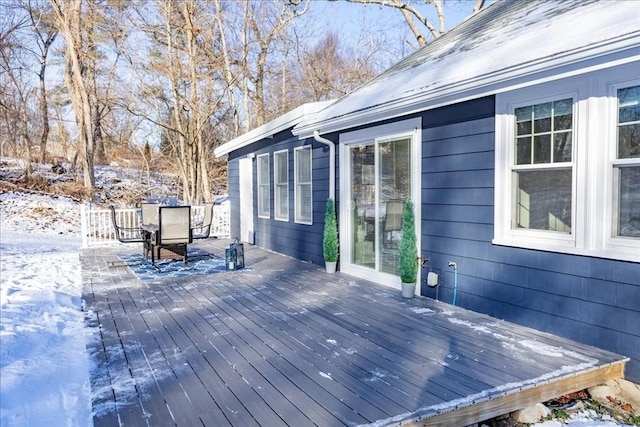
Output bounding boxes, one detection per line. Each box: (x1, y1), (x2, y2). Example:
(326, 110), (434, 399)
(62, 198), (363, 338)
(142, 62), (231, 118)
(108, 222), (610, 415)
(347, 136), (413, 277)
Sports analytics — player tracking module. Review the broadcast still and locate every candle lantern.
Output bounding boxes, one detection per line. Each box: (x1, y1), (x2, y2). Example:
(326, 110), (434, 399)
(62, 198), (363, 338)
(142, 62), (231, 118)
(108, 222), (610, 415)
(225, 238), (245, 270)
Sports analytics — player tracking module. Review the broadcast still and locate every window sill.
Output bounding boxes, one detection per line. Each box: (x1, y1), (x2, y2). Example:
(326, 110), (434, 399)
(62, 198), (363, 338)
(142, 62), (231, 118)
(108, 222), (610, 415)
(492, 237), (640, 263)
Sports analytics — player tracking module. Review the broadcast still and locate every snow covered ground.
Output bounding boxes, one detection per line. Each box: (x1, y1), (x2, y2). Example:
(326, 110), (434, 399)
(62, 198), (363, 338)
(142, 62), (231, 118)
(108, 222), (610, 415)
(0, 160), (634, 426)
(0, 229), (91, 426)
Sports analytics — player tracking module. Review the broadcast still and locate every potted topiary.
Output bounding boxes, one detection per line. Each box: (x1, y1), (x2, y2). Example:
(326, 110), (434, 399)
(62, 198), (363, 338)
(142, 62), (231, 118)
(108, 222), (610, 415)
(323, 198), (339, 273)
(399, 200), (418, 297)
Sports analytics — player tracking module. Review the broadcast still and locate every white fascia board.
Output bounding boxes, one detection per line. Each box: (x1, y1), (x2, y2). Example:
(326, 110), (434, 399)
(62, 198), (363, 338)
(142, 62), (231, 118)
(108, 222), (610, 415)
(214, 100), (334, 157)
(293, 33), (640, 139)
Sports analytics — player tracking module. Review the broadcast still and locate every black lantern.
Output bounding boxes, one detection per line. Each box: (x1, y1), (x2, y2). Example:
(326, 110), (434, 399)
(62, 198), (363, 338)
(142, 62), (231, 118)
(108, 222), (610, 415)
(225, 238), (245, 270)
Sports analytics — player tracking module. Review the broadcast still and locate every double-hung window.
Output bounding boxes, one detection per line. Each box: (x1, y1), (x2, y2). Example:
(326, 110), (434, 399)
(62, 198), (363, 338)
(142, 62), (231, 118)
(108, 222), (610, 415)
(274, 150), (289, 221)
(513, 98), (573, 233)
(295, 145), (313, 224)
(613, 84), (640, 239)
(495, 62), (640, 262)
(257, 153), (270, 218)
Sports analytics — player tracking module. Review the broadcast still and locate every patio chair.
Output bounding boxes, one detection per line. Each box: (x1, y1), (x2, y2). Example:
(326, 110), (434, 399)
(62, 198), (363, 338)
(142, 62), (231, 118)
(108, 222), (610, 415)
(151, 205), (192, 265)
(141, 202), (159, 226)
(191, 202), (215, 240)
(383, 200), (404, 248)
(109, 205), (145, 243)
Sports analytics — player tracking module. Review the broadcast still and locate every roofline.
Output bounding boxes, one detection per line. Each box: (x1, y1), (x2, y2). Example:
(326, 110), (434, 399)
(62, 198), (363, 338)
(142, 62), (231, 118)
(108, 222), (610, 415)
(293, 32), (640, 139)
(214, 100), (334, 157)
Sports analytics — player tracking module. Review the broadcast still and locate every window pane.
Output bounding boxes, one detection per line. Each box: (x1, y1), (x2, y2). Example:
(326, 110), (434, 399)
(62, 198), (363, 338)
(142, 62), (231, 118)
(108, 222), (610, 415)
(618, 86), (640, 123)
(297, 148), (311, 183)
(618, 85), (640, 159)
(516, 105), (532, 136)
(275, 152), (288, 184)
(295, 147), (312, 223)
(533, 134), (551, 164)
(299, 184), (312, 222)
(554, 132), (572, 162)
(553, 99), (573, 131)
(258, 155), (270, 217)
(618, 123), (640, 159)
(514, 169), (572, 232)
(617, 166), (640, 238)
(517, 121), (532, 136)
(514, 98), (573, 165)
(516, 137), (532, 164)
(534, 102), (552, 133)
(274, 152), (288, 220)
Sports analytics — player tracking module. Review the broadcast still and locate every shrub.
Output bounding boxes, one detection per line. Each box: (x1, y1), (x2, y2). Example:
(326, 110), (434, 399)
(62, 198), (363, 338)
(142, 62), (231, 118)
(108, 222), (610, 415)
(399, 200), (418, 283)
(323, 198), (339, 262)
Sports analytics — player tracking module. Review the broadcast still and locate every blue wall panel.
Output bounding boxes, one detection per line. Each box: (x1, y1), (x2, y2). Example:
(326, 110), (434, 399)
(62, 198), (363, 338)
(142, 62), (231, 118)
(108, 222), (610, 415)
(225, 95), (639, 381)
(227, 134), (334, 267)
(418, 96), (640, 382)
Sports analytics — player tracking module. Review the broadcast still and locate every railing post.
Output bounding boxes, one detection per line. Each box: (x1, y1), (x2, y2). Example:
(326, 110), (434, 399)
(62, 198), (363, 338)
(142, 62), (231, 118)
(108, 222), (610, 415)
(80, 203), (89, 248)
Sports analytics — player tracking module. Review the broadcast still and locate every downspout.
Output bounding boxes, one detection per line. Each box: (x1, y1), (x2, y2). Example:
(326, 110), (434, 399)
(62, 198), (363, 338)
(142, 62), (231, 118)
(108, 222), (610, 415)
(313, 131), (335, 200)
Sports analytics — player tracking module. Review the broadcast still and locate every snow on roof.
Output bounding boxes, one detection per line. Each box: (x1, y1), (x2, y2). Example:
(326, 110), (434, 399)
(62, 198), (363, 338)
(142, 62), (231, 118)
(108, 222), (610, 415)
(214, 100), (334, 157)
(294, 0), (640, 137)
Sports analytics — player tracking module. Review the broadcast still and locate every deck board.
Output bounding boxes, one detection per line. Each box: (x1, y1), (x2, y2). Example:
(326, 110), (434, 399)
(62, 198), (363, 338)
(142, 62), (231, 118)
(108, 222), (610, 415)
(81, 240), (628, 426)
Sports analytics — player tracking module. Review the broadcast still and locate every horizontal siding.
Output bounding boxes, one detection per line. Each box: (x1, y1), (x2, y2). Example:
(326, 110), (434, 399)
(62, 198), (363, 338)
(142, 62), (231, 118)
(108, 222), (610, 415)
(227, 159), (240, 240)
(419, 98), (640, 382)
(229, 135), (332, 266)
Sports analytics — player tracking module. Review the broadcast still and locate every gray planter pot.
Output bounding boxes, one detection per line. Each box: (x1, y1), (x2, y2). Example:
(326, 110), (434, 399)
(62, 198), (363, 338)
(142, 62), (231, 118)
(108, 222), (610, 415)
(325, 261), (337, 273)
(401, 282), (416, 298)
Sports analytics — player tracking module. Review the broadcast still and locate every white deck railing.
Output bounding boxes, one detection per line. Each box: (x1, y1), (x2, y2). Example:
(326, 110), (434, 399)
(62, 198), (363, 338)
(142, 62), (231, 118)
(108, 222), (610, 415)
(80, 202), (231, 248)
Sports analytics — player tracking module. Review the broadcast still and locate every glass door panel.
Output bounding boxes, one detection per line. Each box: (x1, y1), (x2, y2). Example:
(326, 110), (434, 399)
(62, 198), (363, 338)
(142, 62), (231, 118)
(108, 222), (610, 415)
(350, 145), (376, 268)
(379, 138), (412, 275)
(348, 137), (413, 276)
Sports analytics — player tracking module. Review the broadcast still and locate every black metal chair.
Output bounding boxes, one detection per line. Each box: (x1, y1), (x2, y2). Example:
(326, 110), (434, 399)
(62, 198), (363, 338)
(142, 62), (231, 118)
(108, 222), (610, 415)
(191, 202), (215, 240)
(109, 205), (145, 243)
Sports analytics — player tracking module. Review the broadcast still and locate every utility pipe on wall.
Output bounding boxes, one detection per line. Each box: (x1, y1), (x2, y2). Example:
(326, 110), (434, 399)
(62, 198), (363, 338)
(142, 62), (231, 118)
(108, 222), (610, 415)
(448, 261), (458, 306)
(313, 131), (335, 200)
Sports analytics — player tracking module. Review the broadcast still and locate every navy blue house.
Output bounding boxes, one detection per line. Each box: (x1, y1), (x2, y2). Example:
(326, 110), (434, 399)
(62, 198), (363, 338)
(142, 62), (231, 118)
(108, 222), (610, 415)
(216, 0), (640, 382)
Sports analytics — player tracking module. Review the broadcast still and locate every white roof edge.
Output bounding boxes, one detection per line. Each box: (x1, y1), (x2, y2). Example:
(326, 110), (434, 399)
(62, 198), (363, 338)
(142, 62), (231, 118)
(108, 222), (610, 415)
(293, 31), (640, 139)
(214, 100), (334, 157)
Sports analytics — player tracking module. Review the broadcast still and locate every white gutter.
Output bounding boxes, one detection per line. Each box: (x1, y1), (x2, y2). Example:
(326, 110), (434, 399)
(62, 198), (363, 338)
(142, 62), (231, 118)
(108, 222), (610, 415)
(313, 131), (335, 201)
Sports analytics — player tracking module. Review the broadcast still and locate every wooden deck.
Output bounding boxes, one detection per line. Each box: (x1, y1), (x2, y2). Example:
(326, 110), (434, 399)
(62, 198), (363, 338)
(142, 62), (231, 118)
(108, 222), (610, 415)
(81, 239), (627, 427)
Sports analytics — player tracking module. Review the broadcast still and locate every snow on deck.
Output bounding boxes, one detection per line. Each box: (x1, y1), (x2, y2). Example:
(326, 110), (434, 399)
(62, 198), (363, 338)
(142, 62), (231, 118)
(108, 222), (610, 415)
(81, 239), (627, 426)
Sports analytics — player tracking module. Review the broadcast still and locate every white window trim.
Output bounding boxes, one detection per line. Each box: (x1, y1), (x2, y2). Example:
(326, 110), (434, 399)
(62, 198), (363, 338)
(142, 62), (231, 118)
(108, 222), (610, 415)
(274, 149), (289, 222)
(257, 153), (270, 219)
(494, 63), (640, 263)
(294, 145), (313, 225)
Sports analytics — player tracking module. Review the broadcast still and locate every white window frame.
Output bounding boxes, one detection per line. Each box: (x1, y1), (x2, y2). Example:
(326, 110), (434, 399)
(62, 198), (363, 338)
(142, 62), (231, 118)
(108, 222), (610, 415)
(274, 149), (289, 221)
(294, 145), (313, 225)
(257, 153), (270, 219)
(494, 62), (640, 263)
(606, 78), (640, 254)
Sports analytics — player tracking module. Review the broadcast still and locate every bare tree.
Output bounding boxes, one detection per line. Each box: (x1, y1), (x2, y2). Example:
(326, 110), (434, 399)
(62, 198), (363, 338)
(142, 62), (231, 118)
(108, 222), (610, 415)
(27, 1), (57, 163)
(342, 0), (486, 47)
(49, 0), (96, 190)
(296, 32), (377, 102)
(244, 0), (311, 127)
(0, 5), (35, 174)
(124, 0), (232, 203)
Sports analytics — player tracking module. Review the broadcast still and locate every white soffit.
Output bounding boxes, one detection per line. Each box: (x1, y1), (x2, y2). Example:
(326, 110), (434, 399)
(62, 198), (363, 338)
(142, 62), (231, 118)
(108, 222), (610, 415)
(293, 0), (640, 138)
(214, 100), (334, 157)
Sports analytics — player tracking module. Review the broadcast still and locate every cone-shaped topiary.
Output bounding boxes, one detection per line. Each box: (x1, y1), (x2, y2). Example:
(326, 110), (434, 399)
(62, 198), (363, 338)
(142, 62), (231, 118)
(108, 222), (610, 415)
(399, 200), (418, 283)
(323, 198), (339, 263)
